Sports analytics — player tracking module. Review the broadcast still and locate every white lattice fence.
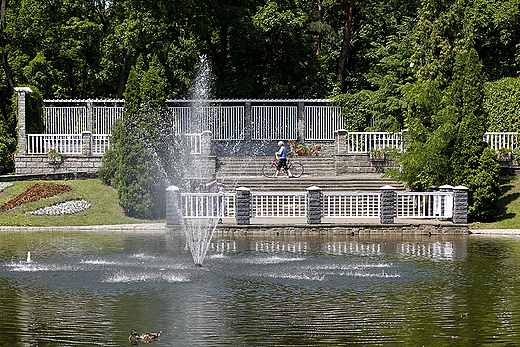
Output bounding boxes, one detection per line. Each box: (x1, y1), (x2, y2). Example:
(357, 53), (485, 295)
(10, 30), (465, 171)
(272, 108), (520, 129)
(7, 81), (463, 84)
(396, 192), (453, 219)
(181, 193), (235, 219)
(323, 193), (381, 218)
(484, 132), (518, 151)
(346, 132), (404, 153)
(251, 192), (307, 218)
(26, 134), (83, 155)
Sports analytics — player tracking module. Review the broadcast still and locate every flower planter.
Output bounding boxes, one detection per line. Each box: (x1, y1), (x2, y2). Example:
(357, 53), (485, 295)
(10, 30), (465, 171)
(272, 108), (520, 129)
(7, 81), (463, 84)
(48, 156), (63, 163)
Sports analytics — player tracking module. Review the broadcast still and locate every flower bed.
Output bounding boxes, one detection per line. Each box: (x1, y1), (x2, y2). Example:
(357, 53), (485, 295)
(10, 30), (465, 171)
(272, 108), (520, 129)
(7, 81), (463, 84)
(0, 183), (72, 212)
(26, 199), (91, 216)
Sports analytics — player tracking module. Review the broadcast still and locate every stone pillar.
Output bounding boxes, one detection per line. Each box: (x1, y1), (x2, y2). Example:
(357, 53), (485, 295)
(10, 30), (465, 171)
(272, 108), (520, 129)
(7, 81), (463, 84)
(307, 186), (322, 224)
(380, 185), (395, 224)
(166, 185), (182, 226)
(235, 187), (251, 225)
(439, 184), (453, 221)
(201, 130), (212, 156)
(86, 101), (93, 134)
(334, 129), (347, 155)
(297, 101), (305, 144)
(82, 131), (92, 156)
(452, 186), (469, 224)
(14, 87), (33, 155)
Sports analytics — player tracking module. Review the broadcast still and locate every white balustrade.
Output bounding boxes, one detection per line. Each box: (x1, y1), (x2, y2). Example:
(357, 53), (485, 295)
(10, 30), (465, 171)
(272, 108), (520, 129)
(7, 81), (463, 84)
(346, 132), (404, 153)
(92, 134), (111, 155)
(396, 192), (453, 219)
(483, 132), (518, 151)
(186, 133), (202, 154)
(323, 193), (381, 218)
(26, 134), (83, 155)
(181, 193), (235, 219)
(251, 192), (307, 218)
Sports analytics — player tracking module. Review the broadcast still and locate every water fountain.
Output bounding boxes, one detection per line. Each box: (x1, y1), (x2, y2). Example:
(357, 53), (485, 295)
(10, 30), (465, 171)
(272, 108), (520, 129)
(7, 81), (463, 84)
(177, 55), (219, 268)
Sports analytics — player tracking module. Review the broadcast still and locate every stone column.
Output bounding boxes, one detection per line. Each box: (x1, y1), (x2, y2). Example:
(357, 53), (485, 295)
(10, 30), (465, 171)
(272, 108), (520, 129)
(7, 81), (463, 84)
(452, 186), (469, 224)
(201, 130), (212, 156)
(297, 101), (305, 144)
(82, 131), (92, 156)
(166, 185), (182, 226)
(380, 185), (395, 224)
(235, 187), (251, 225)
(334, 129), (347, 155)
(307, 186), (322, 224)
(14, 87), (33, 155)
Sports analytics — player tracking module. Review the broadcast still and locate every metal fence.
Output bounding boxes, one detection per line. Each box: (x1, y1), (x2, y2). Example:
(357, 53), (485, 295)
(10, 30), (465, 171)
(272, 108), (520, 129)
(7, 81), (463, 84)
(305, 106), (343, 141)
(251, 106), (298, 141)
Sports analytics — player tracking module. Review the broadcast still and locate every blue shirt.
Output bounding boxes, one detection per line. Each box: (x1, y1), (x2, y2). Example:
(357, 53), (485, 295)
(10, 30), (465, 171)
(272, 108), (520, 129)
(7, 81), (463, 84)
(279, 146), (287, 159)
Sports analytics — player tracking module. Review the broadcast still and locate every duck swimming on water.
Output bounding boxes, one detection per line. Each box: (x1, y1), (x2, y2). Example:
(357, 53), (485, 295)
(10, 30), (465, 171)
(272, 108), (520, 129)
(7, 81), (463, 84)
(129, 330), (161, 341)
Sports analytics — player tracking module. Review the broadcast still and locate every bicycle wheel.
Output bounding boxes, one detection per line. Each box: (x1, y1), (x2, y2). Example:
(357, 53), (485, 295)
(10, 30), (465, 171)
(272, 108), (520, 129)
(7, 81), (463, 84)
(262, 162), (278, 178)
(288, 161), (303, 178)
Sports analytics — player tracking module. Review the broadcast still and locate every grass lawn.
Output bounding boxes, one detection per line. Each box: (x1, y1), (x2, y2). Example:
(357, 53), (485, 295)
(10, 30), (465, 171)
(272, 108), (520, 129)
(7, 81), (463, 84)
(470, 176), (520, 229)
(0, 179), (162, 226)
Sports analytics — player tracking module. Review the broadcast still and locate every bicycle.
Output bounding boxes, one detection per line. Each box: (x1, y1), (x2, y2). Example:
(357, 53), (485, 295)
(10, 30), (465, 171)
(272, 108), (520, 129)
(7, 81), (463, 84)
(262, 156), (304, 178)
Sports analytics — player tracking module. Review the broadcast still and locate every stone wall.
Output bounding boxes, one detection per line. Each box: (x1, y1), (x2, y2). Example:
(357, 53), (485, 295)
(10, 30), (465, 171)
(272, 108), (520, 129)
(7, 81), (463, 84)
(194, 223), (470, 235)
(14, 155), (102, 175)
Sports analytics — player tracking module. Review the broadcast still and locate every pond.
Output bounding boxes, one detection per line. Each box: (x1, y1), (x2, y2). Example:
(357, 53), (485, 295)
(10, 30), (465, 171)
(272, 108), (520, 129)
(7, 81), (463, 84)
(0, 230), (519, 346)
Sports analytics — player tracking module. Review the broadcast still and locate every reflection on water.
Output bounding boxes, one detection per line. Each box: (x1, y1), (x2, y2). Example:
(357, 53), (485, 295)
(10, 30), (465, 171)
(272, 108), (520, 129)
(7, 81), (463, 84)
(0, 231), (519, 346)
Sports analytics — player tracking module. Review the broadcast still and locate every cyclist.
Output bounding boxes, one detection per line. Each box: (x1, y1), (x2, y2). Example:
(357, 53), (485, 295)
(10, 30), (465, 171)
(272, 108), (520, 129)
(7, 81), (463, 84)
(274, 141), (293, 178)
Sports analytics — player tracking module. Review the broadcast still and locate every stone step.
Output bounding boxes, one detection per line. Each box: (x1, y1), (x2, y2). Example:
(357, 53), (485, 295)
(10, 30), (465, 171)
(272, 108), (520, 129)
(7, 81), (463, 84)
(216, 175), (405, 193)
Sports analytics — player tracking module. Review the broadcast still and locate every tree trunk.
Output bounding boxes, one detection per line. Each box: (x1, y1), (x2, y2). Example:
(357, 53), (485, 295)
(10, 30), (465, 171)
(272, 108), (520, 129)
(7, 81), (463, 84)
(337, 0), (355, 91)
(115, 47), (133, 99)
(1, 50), (15, 97)
(316, 0), (323, 56)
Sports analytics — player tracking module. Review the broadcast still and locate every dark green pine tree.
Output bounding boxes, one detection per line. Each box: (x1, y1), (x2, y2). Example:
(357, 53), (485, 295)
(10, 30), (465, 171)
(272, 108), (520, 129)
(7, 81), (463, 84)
(106, 55), (173, 219)
(448, 48), (500, 221)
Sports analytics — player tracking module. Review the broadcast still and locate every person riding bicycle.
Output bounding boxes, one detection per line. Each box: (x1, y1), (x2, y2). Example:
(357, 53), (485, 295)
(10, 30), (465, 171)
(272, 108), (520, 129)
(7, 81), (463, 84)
(274, 141), (293, 178)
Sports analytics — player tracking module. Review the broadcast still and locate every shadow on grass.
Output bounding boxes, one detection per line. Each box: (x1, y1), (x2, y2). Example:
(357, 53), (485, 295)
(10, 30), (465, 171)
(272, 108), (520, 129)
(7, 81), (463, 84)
(489, 176), (519, 223)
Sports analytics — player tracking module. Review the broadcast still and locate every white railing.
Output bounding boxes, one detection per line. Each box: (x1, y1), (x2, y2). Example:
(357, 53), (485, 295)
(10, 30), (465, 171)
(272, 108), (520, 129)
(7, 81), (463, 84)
(180, 193), (235, 219)
(347, 132), (404, 153)
(305, 106), (343, 140)
(26, 134), (83, 155)
(186, 133), (202, 154)
(251, 192), (307, 218)
(484, 132), (518, 151)
(44, 107), (87, 134)
(252, 106), (298, 140)
(92, 134), (111, 155)
(323, 192), (381, 218)
(396, 192), (453, 219)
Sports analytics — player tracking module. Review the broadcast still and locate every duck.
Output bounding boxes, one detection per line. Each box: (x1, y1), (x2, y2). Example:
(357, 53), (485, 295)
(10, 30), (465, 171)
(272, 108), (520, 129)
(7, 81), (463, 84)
(128, 330), (161, 341)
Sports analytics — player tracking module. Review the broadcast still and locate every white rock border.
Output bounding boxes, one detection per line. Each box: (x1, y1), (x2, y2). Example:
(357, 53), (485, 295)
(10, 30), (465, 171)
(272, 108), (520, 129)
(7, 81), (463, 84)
(26, 199), (91, 216)
(0, 182), (14, 192)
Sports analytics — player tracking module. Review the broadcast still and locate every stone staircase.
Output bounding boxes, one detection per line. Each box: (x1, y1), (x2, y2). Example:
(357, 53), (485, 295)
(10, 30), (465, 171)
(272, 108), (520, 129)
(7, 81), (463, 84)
(214, 156), (405, 193)
(216, 156), (336, 177)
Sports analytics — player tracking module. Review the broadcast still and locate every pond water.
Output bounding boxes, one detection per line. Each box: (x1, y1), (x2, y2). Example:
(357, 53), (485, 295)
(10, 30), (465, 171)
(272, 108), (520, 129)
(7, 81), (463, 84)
(0, 230), (519, 346)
